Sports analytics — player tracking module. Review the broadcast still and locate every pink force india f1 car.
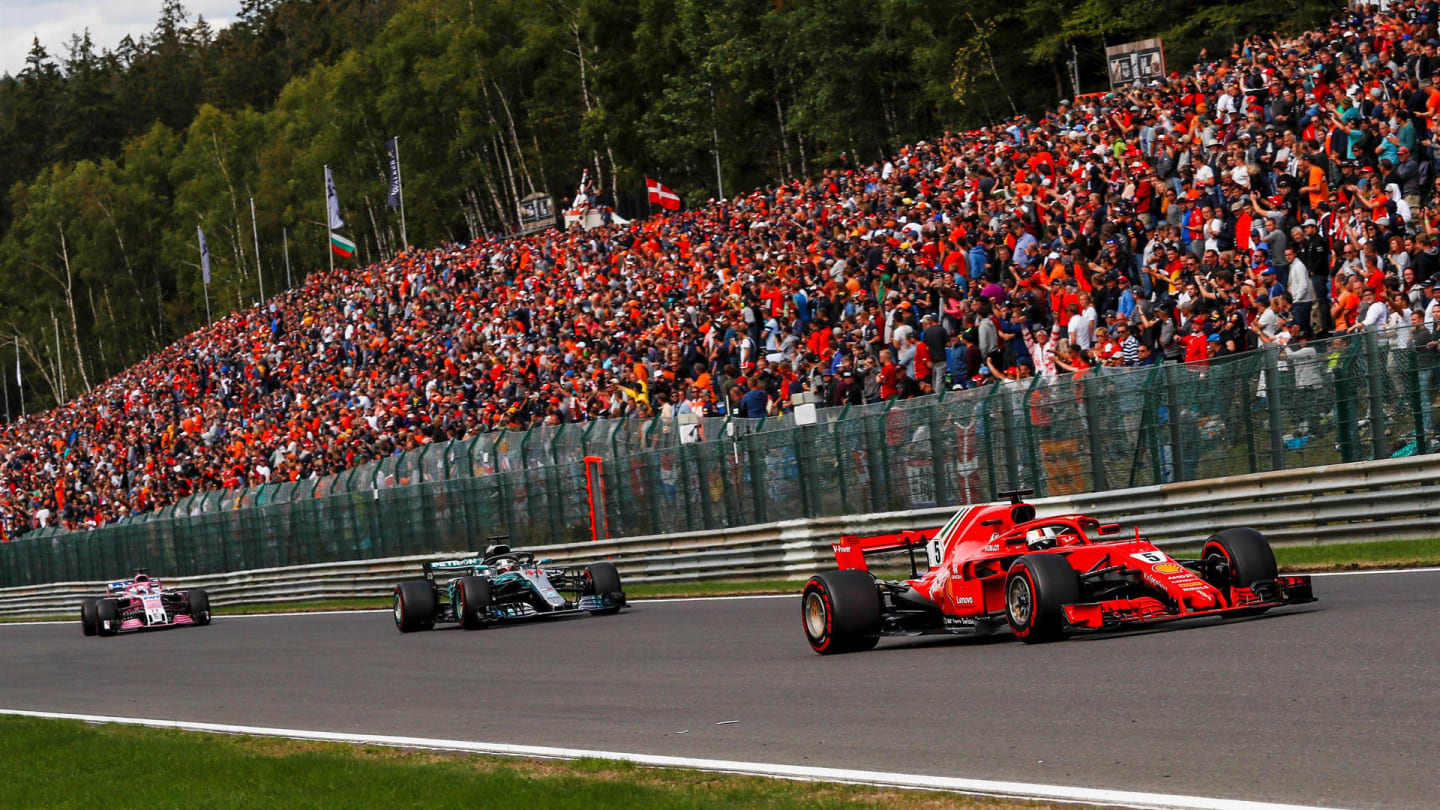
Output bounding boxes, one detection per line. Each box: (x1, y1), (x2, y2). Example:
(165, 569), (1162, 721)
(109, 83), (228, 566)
(79, 571), (212, 637)
(802, 490), (1315, 654)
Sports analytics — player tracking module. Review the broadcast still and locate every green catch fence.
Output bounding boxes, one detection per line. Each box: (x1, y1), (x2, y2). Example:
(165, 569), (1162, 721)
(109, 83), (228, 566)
(3, 327), (1437, 586)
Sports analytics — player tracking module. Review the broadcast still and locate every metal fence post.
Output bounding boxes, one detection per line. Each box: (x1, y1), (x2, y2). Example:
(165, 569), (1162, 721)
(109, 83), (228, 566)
(1364, 332), (1388, 460)
(1262, 346), (1286, 471)
(546, 424), (567, 542)
(1081, 372), (1108, 492)
(1001, 386), (1022, 491)
(794, 424), (817, 518)
(1406, 348), (1429, 455)
(1022, 375), (1047, 498)
(747, 424), (769, 524)
(1165, 362), (1187, 483)
(868, 401), (894, 511)
(832, 403), (851, 514)
(928, 401), (951, 506)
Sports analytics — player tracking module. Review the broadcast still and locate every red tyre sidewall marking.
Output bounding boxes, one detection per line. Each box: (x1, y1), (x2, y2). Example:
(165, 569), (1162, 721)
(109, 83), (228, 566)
(1204, 542), (1235, 605)
(1012, 564), (1036, 639)
(808, 580), (834, 652)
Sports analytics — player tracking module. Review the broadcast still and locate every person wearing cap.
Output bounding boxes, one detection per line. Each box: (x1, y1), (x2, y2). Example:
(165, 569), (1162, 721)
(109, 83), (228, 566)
(1259, 263), (1285, 300)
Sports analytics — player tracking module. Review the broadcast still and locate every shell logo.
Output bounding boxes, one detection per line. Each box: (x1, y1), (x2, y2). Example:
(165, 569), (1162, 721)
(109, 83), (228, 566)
(1152, 562), (1185, 575)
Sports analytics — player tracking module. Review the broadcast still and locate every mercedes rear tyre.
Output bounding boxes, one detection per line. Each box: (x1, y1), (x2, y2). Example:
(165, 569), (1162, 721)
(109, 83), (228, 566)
(393, 580), (437, 633)
(585, 562), (623, 615)
(80, 598), (98, 636)
(1005, 554), (1081, 644)
(95, 598), (120, 637)
(456, 577), (491, 630)
(188, 589), (211, 626)
(1202, 527), (1278, 615)
(802, 570), (882, 655)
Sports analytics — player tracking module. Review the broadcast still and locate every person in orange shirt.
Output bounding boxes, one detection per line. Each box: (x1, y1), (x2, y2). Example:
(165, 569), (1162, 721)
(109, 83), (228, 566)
(1331, 275), (1362, 332)
(1299, 154), (1329, 211)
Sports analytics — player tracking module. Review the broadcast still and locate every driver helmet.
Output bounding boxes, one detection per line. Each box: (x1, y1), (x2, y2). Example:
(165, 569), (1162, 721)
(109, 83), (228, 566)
(1025, 527), (1060, 550)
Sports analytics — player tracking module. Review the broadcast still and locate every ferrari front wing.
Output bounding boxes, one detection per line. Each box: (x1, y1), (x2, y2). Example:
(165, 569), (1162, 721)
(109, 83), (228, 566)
(1062, 575), (1316, 631)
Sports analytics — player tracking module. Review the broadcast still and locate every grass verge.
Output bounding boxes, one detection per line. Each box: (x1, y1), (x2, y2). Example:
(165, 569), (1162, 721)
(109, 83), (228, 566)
(0, 714), (1087, 810)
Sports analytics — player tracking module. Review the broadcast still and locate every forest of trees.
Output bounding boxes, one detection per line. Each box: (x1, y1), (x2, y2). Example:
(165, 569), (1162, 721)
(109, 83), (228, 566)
(0, 0), (1336, 413)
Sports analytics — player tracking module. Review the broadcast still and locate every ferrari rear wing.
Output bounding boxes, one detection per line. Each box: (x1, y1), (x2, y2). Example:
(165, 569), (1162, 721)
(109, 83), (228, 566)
(832, 528), (939, 574)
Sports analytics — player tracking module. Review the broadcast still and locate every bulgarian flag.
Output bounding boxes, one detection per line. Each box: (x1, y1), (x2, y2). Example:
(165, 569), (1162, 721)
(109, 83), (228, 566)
(330, 232), (356, 258)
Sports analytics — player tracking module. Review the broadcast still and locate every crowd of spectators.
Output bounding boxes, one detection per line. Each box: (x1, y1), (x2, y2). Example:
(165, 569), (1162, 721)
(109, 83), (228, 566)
(6, 1), (1440, 537)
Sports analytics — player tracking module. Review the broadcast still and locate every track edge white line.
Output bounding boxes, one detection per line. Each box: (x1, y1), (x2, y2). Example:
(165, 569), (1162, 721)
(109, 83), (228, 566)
(0, 708), (1345, 810)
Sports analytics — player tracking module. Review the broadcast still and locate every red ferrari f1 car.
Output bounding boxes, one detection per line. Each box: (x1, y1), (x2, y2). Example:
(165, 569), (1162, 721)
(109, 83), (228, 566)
(802, 490), (1315, 654)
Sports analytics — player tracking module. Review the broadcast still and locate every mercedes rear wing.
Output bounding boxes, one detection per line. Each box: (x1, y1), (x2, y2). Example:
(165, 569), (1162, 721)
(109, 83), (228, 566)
(422, 557), (488, 580)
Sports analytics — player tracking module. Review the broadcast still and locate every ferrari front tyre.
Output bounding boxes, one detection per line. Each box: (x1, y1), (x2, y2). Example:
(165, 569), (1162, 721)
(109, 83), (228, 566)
(80, 598), (98, 636)
(188, 589), (211, 626)
(1202, 527), (1278, 614)
(802, 570), (881, 655)
(1005, 554), (1081, 644)
(585, 562), (623, 615)
(456, 576), (491, 630)
(95, 598), (120, 637)
(393, 580), (437, 633)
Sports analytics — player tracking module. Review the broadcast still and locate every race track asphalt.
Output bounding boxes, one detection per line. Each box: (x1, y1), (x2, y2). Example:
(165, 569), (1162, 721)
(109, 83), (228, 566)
(1, 570), (1437, 809)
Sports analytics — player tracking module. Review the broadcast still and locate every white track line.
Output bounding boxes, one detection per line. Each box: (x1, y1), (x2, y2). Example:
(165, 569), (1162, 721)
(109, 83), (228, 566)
(1307, 565), (1440, 577)
(0, 708), (1342, 810)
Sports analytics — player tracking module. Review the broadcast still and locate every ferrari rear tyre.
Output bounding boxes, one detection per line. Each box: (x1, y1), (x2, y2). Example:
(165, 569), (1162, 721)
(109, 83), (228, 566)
(585, 562), (623, 615)
(1005, 554), (1080, 644)
(456, 577), (491, 630)
(95, 598), (119, 637)
(1202, 527), (1278, 615)
(80, 598), (98, 636)
(802, 570), (881, 654)
(393, 580), (437, 633)
(188, 589), (211, 626)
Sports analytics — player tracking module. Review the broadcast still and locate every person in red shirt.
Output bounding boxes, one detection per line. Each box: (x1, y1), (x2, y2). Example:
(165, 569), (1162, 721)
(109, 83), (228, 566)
(912, 336), (932, 390)
(878, 349), (900, 400)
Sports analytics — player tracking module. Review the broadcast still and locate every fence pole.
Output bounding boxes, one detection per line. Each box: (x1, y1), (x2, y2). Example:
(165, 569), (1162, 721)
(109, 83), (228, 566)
(1001, 386), (1022, 491)
(1364, 331), (1388, 460)
(547, 424), (567, 543)
(747, 425), (769, 524)
(1165, 363), (1187, 483)
(832, 403), (851, 514)
(1262, 346), (1285, 471)
(1407, 349), (1428, 455)
(869, 401), (894, 511)
(1081, 372), (1109, 491)
(928, 400), (950, 506)
(1022, 375), (1046, 497)
(795, 424), (817, 518)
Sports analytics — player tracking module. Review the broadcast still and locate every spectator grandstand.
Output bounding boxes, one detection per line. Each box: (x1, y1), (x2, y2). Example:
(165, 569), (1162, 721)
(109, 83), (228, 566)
(4, 0), (1440, 539)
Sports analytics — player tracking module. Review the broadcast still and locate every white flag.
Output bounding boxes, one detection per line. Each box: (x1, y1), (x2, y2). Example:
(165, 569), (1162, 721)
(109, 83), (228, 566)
(325, 166), (345, 230)
(197, 226), (211, 285)
(15, 344), (20, 389)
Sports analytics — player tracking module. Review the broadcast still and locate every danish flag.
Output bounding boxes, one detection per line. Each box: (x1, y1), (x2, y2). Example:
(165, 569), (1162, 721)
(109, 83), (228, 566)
(646, 177), (682, 211)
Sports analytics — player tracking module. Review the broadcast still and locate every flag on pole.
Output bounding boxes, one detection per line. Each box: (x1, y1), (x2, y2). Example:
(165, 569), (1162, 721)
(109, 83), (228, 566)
(197, 226), (211, 285)
(384, 138), (402, 208)
(330, 232), (357, 258)
(15, 344), (21, 389)
(646, 177), (682, 211)
(325, 166), (345, 229)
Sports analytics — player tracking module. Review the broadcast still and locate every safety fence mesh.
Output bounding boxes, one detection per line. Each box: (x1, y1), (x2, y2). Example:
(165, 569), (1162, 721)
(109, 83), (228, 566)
(3, 328), (1437, 586)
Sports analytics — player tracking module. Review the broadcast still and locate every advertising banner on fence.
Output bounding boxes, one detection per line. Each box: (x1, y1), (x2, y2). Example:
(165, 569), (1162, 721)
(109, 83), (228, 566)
(1105, 38), (1165, 88)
